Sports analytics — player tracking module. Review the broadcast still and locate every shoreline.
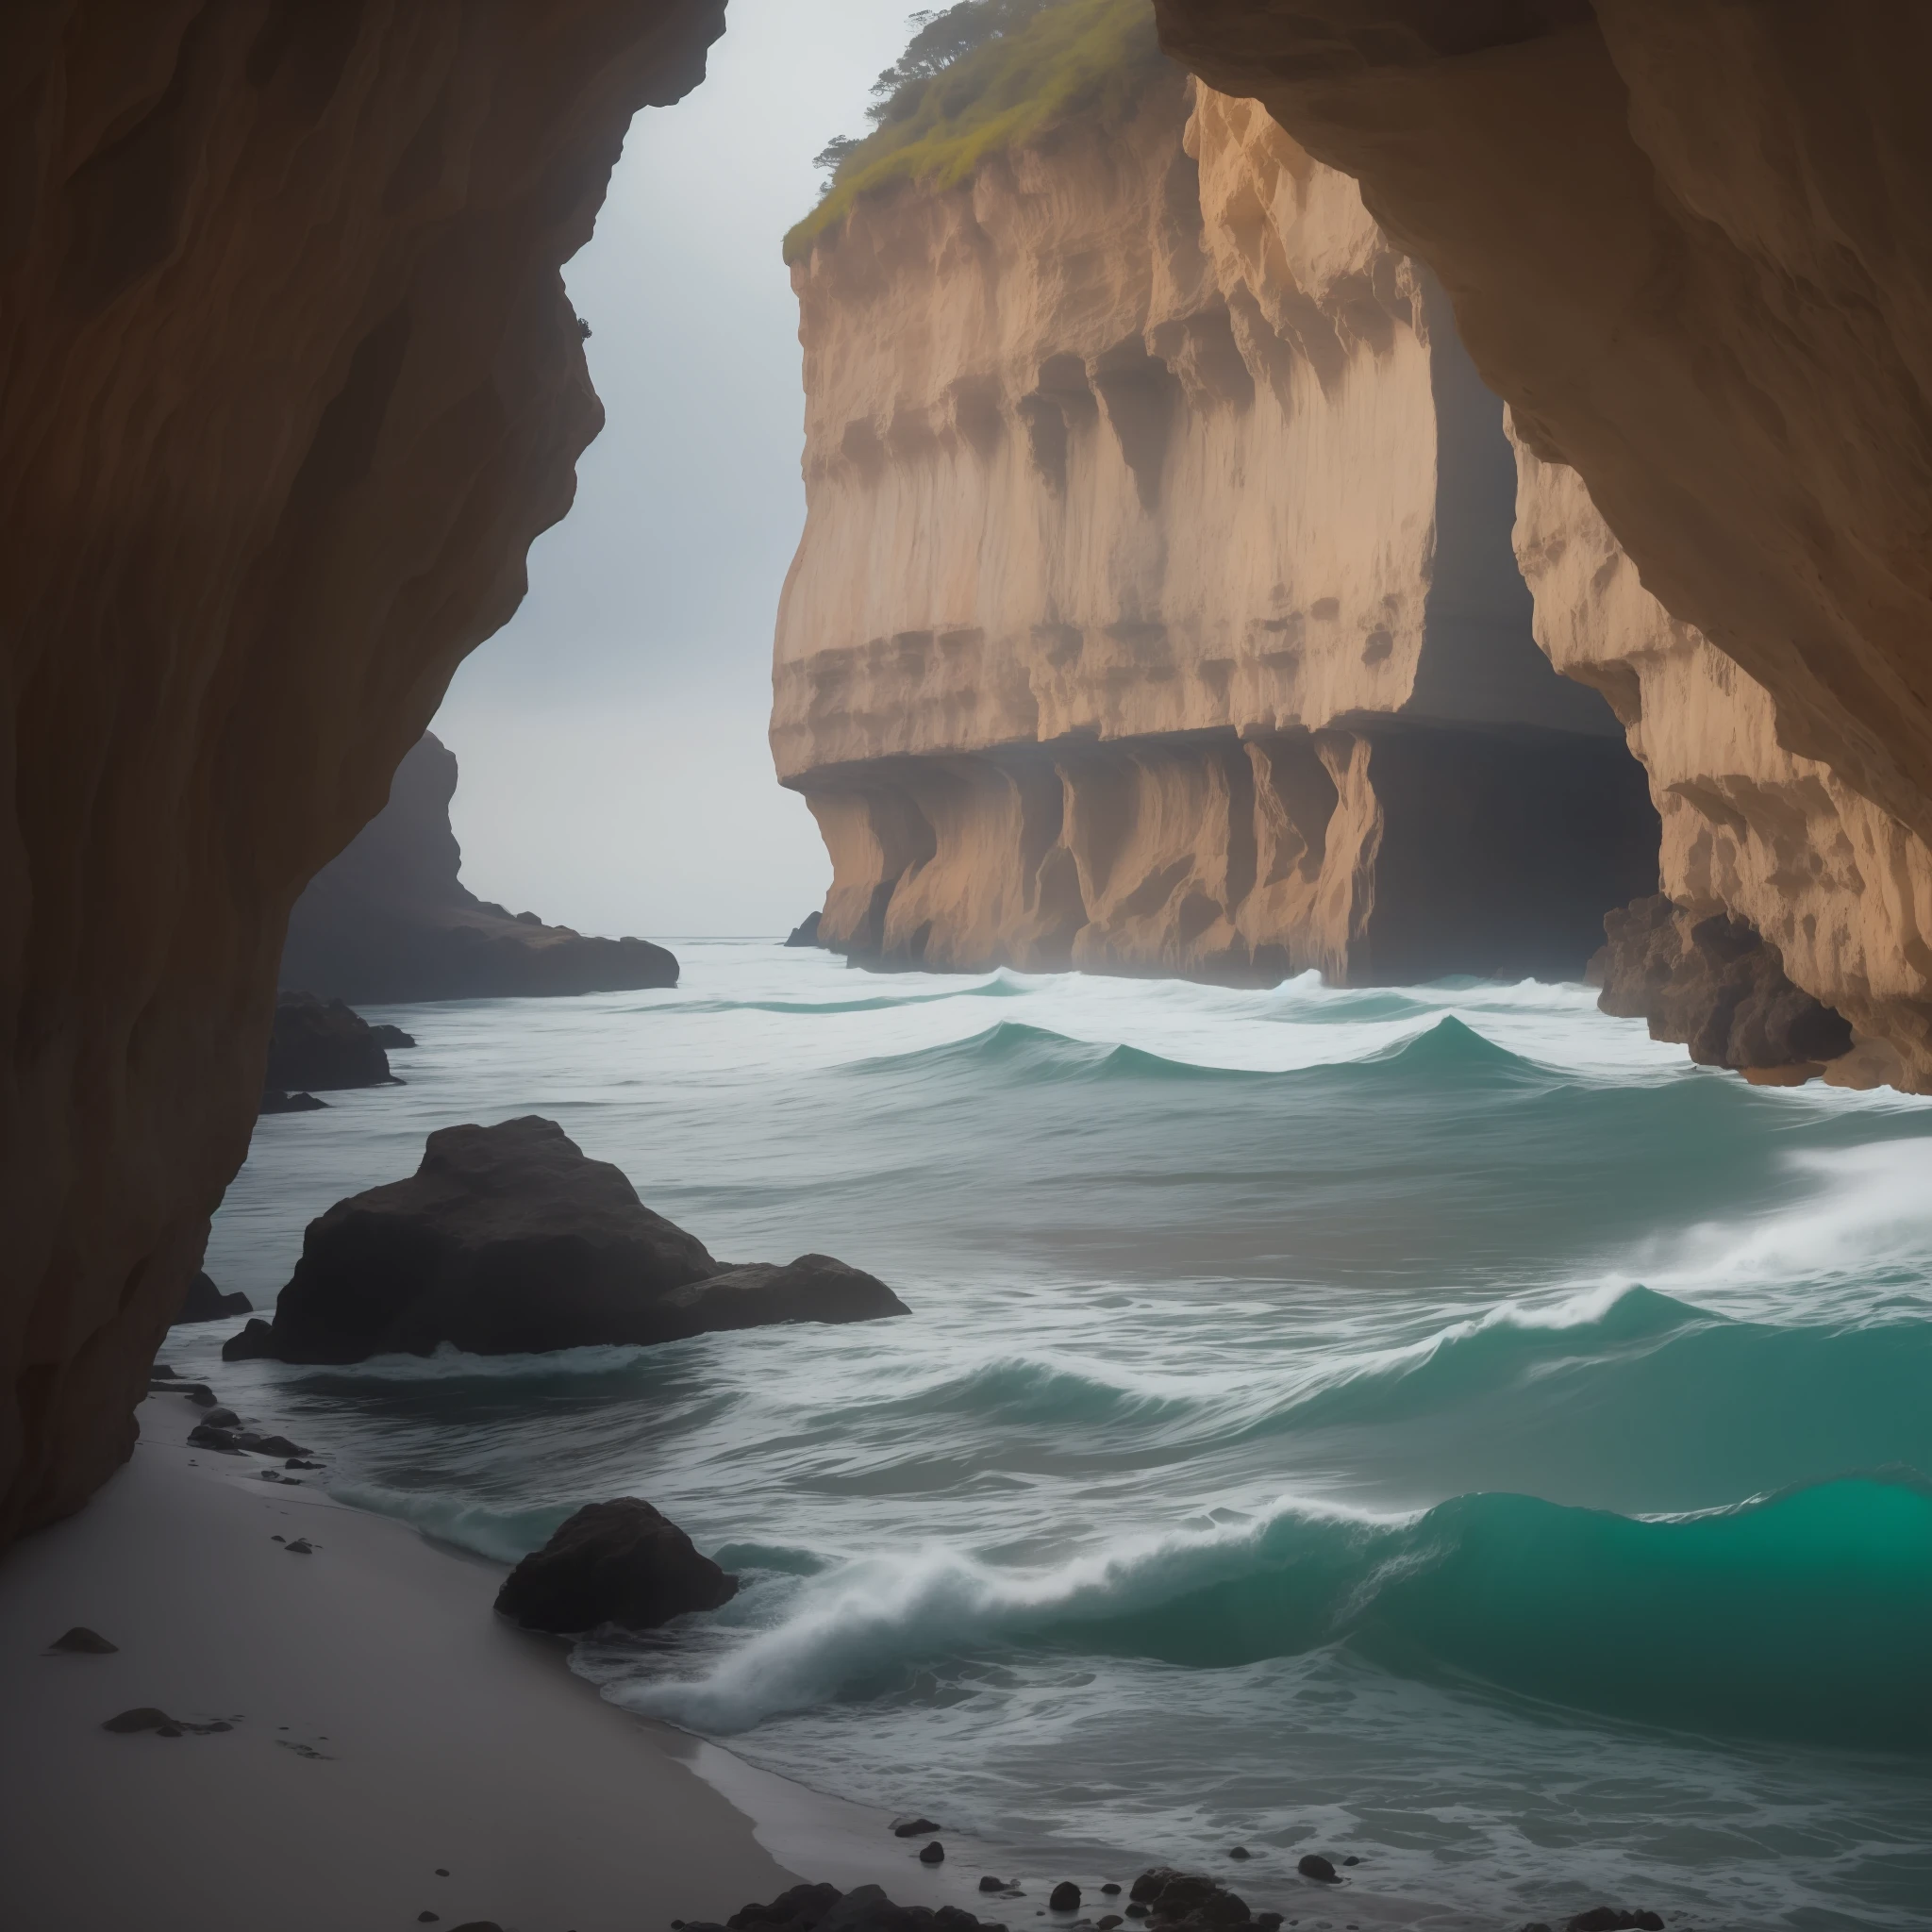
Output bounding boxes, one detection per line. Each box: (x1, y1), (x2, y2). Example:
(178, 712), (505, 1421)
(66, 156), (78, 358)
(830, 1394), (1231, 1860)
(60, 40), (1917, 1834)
(0, 1391), (800, 1932)
(0, 1386), (1486, 1932)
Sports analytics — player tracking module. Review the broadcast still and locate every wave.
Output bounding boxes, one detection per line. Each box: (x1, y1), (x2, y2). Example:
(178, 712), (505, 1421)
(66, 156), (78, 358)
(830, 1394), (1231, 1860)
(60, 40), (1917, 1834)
(841, 1014), (1551, 1089)
(672, 974), (1035, 1019)
(613, 1474), (1932, 1753)
(329, 1480), (575, 1564)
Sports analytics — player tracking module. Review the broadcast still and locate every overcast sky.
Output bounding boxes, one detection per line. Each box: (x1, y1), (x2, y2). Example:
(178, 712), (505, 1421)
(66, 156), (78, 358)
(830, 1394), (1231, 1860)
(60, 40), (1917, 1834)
(432, 0), (924, 940)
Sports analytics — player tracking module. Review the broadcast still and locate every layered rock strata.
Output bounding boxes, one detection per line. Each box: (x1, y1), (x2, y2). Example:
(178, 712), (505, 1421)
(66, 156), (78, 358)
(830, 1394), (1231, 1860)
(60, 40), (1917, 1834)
(0, 1), (723, 1545)
(774, 75), (1657, 982)
(1153, 0), (1932, 1075)
(281, 732), (678, 1002)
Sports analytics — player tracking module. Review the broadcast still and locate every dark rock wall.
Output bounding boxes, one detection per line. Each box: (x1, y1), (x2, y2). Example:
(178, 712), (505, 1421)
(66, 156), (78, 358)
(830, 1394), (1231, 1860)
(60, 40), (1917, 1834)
(0, 0), (723, 1546)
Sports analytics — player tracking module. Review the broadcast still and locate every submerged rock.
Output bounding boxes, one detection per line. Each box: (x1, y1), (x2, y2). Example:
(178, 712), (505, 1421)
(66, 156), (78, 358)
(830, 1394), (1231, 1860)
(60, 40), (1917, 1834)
(176, 1272), (251, 1324)
(224, 1116), (907, 1364)
(1293, 1855), (1338, 1885)
(494, 1498), (737, 1634)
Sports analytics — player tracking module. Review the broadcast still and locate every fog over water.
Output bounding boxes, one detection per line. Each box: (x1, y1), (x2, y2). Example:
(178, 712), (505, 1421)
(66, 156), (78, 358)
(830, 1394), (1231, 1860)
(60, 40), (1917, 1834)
(431, 1), (925, 940)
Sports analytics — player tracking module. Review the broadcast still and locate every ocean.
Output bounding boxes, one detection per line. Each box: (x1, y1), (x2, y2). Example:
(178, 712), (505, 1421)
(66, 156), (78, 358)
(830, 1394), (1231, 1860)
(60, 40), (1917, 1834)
(175, 941), (1932, 1929)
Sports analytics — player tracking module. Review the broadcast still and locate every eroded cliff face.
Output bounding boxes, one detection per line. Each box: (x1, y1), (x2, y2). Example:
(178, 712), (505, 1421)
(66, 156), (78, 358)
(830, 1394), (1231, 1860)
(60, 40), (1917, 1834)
(775, 76), (1656, 981)
(1154, 0), (1932, 1068)
(1512, 439), (1932, 1091)
(0, 0), (722, 1544)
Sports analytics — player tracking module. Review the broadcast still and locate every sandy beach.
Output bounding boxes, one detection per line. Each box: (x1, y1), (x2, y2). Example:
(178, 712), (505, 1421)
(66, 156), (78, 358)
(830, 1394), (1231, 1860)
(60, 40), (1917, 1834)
(0, 1389), (802, 1932)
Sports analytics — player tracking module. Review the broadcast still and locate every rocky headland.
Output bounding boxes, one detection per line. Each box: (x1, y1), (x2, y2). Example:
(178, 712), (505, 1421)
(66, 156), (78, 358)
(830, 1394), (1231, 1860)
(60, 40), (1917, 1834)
(224, 1115), (908, 1365)
(775, 42), (1658, 985)
(281, 731), (679, 1004)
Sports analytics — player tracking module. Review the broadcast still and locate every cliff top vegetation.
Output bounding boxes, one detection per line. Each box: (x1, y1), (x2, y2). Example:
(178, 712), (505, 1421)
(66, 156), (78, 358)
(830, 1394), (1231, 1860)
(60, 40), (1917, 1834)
(784, 0), (1168, 263)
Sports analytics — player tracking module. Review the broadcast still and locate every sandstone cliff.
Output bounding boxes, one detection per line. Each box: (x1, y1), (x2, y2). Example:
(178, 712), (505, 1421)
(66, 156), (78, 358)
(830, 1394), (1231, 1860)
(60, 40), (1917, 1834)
(0, 1), (722, 1546)
(1153, 0), (1932, 1074)
(281, 732), (677, 1002)
(1511, 434), (1932, 1091)
(775, 70), (1656, 982)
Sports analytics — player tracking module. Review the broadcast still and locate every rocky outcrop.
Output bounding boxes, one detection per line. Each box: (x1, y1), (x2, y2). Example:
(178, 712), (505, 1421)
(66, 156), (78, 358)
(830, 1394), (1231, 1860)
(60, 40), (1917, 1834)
(281, 731), (678, 1003)
(775, 73), (1657, 982)
(1511, 436), (1932, 1091)
(263, 991), (397, 1096)
(494, 1498), (738, 1636)
(225, 1115), (908, 1364)
(1591, 895), (1855, 1083)
(1153, 1), (1932, 1074)
(0, 1), (724, 1546)
(175, 1272), (250, 1325)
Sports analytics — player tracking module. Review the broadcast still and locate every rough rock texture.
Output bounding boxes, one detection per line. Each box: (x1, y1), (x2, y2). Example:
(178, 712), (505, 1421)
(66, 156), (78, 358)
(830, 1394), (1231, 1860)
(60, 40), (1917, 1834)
(1592, 894), (1855, 1080)
(1153, 1), (1932, 1063)
(263, 991), (395, 1093)
(281, 731), (679, 1002)
(774, 74), (1656, 982)
(1512, 436), (1932, 1091)
(225, 1116), (907, 1365)
(0, 0), (722, 1545)
(493, 1497), (738, 1636)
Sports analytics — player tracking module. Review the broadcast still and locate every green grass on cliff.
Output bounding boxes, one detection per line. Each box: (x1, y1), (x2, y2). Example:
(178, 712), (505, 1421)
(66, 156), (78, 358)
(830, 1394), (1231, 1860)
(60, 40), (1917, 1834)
(784, 0), (1166, 263)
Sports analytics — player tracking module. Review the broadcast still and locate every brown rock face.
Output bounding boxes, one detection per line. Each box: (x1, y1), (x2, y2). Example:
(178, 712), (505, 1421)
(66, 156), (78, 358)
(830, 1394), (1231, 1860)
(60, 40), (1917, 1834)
(0, 1), (724, 1546)
(1152, 1), (1932, 1029)
(1592, 895), (1855, 1080)
(280, 732), (678, 1002)
(775, 75), (1657, 982)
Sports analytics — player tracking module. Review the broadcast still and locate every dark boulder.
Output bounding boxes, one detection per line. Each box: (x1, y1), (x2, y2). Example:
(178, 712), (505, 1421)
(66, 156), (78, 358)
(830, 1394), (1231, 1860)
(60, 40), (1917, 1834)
(1294, 1856), (1339, 1884)
(1592, 893), (1854, 1074)
(176, 1272), (251, 1324)
(1048, 1885), (1080, 1913)
(369, 1023), (416, 1049)
(494, 1497), (737, 1634)
(259, 1090), (328, 1113)
(655, 1255), (908, 1341)
(1129, 1872), (1252, 1930)
(785, 911), (823, 948)
(265, 990), (398, 1091)
(225, 1116), (907, 1364)
(918, 1843), (944, 1866)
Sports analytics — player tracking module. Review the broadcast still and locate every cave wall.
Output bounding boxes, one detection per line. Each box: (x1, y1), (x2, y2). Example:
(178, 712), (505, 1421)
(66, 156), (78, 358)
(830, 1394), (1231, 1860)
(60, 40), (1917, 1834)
(775, 74), (1655, 982)
(0, 0), (723, 1545)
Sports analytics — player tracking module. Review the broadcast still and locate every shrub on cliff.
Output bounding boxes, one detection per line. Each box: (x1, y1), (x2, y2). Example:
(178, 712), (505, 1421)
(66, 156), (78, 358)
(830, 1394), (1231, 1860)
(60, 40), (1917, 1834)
(787, 0), (1166, 261)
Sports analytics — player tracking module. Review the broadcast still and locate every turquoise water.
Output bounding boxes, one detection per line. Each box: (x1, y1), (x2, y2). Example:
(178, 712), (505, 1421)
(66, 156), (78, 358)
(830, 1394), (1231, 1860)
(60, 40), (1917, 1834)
(178, 942), (1932, 1927)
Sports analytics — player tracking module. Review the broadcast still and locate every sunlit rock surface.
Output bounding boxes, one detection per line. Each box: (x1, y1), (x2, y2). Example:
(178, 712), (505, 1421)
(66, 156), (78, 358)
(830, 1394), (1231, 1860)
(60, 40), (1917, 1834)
(774, 76), (1656, 981)
(1155, 0), (1932, 1072)
(0, 0), (723, 1544)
